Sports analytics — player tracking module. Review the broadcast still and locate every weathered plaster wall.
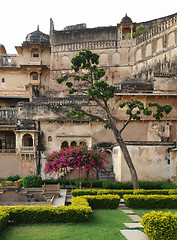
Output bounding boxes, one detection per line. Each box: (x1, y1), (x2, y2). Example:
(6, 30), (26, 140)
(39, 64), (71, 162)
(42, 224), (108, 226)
(0, 153), (35, 178)
(112, 145), (175, 182)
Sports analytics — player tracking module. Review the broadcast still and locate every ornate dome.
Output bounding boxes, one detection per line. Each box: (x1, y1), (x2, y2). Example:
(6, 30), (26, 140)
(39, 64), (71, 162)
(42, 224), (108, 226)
(23, 26), (49, 45)
(121, 14), (133, 23)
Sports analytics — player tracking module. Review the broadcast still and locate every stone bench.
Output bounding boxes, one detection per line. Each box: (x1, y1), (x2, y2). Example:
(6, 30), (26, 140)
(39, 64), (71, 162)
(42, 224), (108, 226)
(42, 184), (60, 197)
(1, 181), (21, 193)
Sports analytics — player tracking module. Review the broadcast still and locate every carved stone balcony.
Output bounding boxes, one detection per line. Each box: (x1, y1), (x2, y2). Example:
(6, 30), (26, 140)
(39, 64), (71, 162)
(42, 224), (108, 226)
(29, 57), (42, 65)
(20, 146), (36, 153)
(0, 108), (17, 120)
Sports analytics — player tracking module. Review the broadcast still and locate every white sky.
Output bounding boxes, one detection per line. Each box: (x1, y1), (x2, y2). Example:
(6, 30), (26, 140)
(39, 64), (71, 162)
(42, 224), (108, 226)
(1, 0), (177, 54)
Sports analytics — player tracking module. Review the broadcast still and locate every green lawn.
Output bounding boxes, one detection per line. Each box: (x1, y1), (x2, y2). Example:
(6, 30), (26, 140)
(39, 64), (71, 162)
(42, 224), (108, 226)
(0, 208), (133, 240)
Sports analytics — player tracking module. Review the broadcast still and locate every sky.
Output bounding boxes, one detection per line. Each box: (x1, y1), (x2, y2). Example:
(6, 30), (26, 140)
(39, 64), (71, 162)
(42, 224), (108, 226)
(1, 0), (177, 54)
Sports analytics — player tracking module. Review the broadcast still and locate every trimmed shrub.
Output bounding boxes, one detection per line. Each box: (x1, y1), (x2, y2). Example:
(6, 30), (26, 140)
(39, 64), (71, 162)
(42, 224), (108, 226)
(6, 205), (92, 223)
(142, 211), (177, 240)
(97, 189), (133, 198)
(23, 175), (42, 188)
(169, 189), (177, 195)
(0, 208), (9, 232)
(123, 194), (177, 209)
(133, 189), (169, 195)
(72, 189), (98, 196)
(83, 194), (120, 209)
(6, 174), (20, 182)
(102, 181), (133, 189)
(102, 181), (177, 190)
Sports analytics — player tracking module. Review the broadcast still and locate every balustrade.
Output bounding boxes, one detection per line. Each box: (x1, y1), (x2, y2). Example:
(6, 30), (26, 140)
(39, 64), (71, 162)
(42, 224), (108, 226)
(0, 108), (17, 120)
(136, 15), (177, 45)
(52, 40), (117, 52)
(20, 146), (36, 153)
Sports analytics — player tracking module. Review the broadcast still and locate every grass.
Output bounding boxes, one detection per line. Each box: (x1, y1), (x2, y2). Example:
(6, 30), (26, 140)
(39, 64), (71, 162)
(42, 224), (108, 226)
(0, 208), (133, 240)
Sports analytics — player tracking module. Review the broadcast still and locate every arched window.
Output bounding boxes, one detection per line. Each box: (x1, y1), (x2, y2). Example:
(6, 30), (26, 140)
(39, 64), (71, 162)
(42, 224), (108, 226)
(48, 136), (52, 142)
(31, 48), (39, 58)
(61, 141), (69, 149)
(71, 141), (77, 147)
(22, 134), (33, 146)
(30, 72), (38, 81)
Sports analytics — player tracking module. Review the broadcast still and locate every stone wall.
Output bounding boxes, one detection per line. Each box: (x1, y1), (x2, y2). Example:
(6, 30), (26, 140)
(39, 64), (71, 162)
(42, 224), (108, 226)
(112, 144), (176, 183)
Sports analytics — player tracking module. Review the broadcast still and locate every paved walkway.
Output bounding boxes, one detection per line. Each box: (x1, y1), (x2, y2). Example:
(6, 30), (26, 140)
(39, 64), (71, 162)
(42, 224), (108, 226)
(52, 189), (67, 206)
(119, 200), (150, 240)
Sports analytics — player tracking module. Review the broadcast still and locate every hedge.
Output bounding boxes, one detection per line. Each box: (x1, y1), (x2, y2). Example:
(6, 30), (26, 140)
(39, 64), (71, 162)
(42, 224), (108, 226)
(72, 189), (172, 198)
(72, 189), (98, 196)
(102, 181), (177, 190)
(0, 194), (121, 233)
(6, 205), (92, 223)
(123, 194), (177, 209)
(83, 194), (120, 209)
(142, 211), (177, 240)
(0, 208), (9, 232)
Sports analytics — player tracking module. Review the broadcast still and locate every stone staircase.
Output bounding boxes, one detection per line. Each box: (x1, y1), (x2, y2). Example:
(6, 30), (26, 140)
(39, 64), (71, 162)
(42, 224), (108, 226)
(65, 188), (72, 205)
(98, 167), (115, 181)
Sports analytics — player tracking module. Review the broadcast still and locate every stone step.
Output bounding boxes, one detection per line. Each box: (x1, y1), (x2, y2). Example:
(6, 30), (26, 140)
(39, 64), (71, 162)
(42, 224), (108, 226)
(120, 230), (150, 240)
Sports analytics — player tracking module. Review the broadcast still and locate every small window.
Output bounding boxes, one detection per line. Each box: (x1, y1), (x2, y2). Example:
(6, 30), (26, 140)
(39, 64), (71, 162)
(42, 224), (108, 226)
(30, 72), (38, 81)
(33, 53), (39, 58)
(2, 78), (5, 83)
(48, 136), (52, 142)
(33, 75), (38, 80)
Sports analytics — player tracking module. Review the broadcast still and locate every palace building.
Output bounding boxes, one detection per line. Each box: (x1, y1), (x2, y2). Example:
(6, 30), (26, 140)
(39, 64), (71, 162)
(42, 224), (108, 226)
(1, 13), (177, 182)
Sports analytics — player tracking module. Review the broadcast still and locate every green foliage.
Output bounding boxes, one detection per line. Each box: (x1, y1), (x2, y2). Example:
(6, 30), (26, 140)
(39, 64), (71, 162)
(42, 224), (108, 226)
(6, 174), (20, 182)
(42, 178), (75, 185)
(169, 189), (177, 195)
(98, 189), (133, 198)
(72, 189), (98, 197)
(102, 181), (133, 189)
(23, 175), (42, 188)
(142, 211), (177, 240)
(125, 24), (148, 39)
(119, 98), (172, 122)
(123, 194), (177, 209)
(0, 207), (9, 232)
(102, 181), (177, 190)
(83, 194), (120, 209)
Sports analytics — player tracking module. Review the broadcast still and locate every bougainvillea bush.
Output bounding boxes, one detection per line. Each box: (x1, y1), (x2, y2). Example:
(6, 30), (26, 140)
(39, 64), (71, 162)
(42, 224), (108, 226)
(44, 143), (108, 185)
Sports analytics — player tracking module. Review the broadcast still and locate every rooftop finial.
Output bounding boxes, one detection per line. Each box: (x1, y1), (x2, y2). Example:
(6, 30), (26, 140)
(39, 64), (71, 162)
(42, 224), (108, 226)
(37, 25), (39, 31)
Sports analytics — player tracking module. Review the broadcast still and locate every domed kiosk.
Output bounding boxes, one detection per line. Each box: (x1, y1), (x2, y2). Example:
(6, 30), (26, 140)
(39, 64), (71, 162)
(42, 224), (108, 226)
(118, 14), (136, 40)
(23, 26), (50, 46)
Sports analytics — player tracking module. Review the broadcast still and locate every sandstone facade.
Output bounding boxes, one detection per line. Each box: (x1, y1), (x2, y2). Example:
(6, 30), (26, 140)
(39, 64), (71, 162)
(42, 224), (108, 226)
(0, 13), (177, 182)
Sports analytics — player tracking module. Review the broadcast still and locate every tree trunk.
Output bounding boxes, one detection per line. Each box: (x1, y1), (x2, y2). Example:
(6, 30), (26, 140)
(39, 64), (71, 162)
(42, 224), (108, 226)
(113, 128), (140, 189)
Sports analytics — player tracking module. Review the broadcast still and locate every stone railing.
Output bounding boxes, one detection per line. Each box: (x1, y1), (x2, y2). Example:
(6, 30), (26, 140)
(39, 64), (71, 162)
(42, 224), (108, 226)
(0, 55), (17, 67)
(20, 147), (36, 153)
(0, 149), (16, 153)
(32, 97), (90, 107)
(52, 40), (117, 52)
(136, 15), (177, 45)
(29, 57), (42, 65)
(0, 108), (17, 120)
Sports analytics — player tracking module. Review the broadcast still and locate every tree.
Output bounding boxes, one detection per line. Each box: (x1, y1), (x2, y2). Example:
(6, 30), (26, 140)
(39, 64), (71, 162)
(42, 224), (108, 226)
(56, 50), (172, 189)
(44, 143), (107, 188)
(125, 24), (148, 39)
